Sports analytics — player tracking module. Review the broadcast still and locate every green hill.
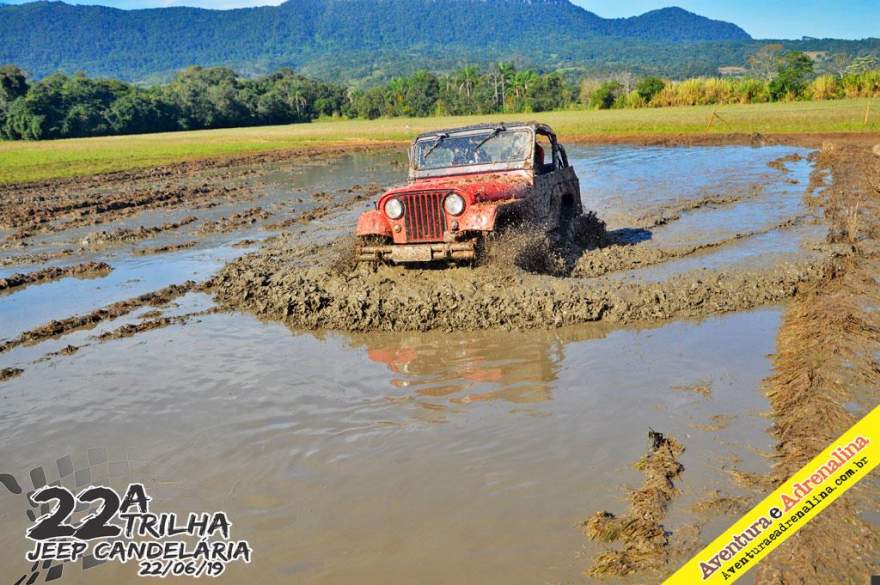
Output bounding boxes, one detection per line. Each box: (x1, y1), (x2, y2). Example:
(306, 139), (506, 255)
(1, 0), (754, 81)
(0, 0), (877, 84)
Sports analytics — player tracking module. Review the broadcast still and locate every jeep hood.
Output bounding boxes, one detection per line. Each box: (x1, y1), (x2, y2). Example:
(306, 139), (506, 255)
(381, 170), (532, 204)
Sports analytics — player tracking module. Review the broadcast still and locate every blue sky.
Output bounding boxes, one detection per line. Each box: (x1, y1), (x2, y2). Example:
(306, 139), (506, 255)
(1, 0), (877, 40)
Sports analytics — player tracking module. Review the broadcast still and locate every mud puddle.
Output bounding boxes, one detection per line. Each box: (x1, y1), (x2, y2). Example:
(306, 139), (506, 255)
(576, 145), (812, 231)
(0, 304), (780, 584)
(0, 143), (836, 584)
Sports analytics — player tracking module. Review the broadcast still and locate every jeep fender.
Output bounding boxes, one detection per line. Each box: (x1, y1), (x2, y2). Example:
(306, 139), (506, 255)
(356, 209), (392, 238)
(458, 200), (519, 232)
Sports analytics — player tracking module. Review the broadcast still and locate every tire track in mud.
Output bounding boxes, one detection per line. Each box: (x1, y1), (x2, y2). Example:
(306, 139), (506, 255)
(18, 306), (217, 372)
(1, 183), (251, 243)
(77, 216), (199, 249)
(0, 146), (388, 251)
(0, 262), (112, 293)
(0, 282), (194, 354)
(573, 215), (811, 278)
(631, 186), (766, 230)
(754, 142), (880, 585)
(94, 307), (221, 342)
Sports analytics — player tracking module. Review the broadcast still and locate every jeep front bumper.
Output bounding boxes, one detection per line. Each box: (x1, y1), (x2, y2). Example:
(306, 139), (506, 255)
(357, 240), (477, 263)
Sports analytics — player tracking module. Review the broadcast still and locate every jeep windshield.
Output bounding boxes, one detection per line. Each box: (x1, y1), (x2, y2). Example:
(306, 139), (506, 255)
(413, 128), (531, 171)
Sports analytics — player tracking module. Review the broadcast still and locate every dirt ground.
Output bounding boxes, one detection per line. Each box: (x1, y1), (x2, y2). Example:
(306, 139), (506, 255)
(754, 141), (880, 584)
(0, 133), (878, 583)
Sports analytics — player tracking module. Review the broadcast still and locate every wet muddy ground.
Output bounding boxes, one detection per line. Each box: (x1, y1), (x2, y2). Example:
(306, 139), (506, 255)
(1, 138), (877, 584)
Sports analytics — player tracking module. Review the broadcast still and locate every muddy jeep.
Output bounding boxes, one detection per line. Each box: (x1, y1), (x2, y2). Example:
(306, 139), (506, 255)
(356, 122), (583, 263)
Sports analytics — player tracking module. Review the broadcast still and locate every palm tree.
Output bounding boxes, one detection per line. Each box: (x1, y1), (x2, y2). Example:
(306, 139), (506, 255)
(512, 70), (538, 99)
(457, 65), (479, 98)
(495, 62), (516, 110)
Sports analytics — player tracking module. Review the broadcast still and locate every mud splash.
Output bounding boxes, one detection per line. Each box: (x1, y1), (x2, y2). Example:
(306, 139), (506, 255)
(583, 430), (685, 577)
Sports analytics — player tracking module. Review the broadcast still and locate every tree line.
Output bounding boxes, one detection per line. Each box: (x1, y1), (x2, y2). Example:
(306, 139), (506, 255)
(0, 66), (347, 140)
(582, 50), (880, 109)
(1, 50), (879, 141)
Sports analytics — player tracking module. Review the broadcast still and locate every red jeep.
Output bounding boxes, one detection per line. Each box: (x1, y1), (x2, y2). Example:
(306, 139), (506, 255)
(356, 122), (583, 263)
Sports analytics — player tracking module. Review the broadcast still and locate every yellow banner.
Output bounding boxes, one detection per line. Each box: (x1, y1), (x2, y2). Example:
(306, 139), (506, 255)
(664, 404), (880, 584)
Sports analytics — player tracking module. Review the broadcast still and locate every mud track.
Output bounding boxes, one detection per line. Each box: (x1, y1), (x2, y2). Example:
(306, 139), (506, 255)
(0, 146), (385, 259)
(573, 215), (808, 278)
(207, 156), (833, 333)
(0, 282), (194, 354)
(0, 262), (111, 293)
(755, 142), (880, 584)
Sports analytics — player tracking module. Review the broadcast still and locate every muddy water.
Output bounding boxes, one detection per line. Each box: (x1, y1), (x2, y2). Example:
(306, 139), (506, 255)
(0, 304), (775, 584)
(0, 145), (816, 583)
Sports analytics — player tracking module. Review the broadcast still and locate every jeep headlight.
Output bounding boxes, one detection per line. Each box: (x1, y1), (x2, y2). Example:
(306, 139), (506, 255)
(385, 198), (404, 219)
(444, 193), (465, 216)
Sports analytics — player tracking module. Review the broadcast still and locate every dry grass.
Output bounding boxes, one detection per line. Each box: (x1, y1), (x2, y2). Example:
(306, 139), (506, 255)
(756, 143), (880, 584)
(1, 99), (878, 184)
(583, 430), (685, 577)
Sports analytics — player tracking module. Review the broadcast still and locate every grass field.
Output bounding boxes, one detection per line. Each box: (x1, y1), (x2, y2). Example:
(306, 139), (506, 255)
(1, 99), (878, 184)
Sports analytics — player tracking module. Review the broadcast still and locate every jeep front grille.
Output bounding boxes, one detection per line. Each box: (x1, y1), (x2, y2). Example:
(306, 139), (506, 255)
(401, 191), (447, 242)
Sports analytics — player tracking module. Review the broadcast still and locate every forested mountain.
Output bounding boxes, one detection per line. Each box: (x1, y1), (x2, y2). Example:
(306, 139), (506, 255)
(0, 0), (877, 84)
(1, 0), (753, 81)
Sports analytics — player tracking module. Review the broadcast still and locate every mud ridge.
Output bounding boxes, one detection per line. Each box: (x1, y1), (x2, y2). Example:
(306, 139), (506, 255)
(133, 241), (198, 256)
(633, 186), (764, 229)
(691, 490), (751, 518)
(209, 237), (827, 332)
(0, 262), (112, 293)
(0, 367), (24, 382)
(573, 215), (808, 278)
(196, 208), (271, 234)
(755, 142), (880, 584)
(767, 152), (804, 173)
(0, 250), (76, 268)
(583, 430), (685, 576)
(78, 217), (198, 249)
(0, 282), (194, 354)
(95, 308), (221, 342)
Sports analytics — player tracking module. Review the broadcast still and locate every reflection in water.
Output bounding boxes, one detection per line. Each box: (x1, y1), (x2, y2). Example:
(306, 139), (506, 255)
(347, 324), (614, 410)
